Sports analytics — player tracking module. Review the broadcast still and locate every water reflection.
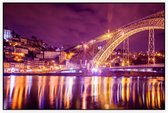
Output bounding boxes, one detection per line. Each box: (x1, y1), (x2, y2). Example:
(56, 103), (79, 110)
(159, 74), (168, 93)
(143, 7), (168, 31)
(3, 75), (165, 109)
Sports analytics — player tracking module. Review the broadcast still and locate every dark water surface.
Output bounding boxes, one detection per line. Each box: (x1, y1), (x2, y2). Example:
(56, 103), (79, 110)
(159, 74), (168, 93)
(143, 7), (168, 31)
(3, 74), (165, 109)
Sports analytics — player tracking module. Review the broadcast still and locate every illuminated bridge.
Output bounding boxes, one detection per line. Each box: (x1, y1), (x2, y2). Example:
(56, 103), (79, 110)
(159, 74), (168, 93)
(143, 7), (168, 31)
(100, 64), (164, 73)
(67, 11), (164, 68)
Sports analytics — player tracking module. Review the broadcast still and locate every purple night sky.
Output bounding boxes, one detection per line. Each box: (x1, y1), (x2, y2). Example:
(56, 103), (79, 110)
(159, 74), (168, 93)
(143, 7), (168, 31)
(4, 3), (165, 52)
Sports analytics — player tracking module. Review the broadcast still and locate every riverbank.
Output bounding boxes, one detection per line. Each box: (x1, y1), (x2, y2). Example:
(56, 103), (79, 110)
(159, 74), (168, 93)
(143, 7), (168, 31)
(3, 71), (164, 77)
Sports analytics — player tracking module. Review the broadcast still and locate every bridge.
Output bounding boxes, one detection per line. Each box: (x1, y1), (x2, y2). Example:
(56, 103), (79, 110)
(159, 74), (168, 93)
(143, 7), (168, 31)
(89, 63), (165, 76)
(104, 63), (164, 69)
(66, 11), (164, 69)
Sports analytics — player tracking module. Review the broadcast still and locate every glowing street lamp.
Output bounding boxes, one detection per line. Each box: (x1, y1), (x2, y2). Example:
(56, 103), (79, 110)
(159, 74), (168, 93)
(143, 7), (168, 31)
(107, 29), (111, 38)
(83, 44), (88, 49)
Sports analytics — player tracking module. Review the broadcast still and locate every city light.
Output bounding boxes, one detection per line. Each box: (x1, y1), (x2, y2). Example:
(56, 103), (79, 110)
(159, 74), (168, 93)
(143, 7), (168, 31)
(98, 46), (102, 50)
(83, 44), (88, 49)
(156, 53), (162, 57)
(11, 68), (16, 73)
(61, 69), (76, 73)
(91, 67), (98, 73)
(121, 62), (125, 66)
(91, 67), (102, 74)
(3, 4), (165, 110)
(107, 32), (110, 38)
(3, 10), (164, 74)
(26, 69), (32, 72)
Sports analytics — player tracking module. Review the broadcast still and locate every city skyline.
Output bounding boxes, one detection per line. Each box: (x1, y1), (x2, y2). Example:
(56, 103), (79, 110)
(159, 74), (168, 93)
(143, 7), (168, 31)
(4, 3), (164, 51)
(3, 3), (165, 110)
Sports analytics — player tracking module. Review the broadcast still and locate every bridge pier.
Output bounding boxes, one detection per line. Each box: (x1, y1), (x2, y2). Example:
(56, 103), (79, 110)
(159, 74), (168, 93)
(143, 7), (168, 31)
(148, 28), (155, 64)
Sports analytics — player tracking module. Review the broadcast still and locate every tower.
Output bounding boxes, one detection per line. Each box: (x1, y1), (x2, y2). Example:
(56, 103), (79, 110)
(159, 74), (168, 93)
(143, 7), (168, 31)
(123, 39), (129, 65)
(148, 28), (155, 64)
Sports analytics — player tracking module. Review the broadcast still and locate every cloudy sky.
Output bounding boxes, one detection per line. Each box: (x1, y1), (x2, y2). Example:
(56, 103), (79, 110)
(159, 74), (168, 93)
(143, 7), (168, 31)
(4, 3), (165, 51)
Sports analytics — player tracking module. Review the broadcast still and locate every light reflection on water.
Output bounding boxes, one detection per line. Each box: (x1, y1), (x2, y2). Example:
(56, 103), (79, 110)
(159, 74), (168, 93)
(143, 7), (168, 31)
(3, 75), (165, 109)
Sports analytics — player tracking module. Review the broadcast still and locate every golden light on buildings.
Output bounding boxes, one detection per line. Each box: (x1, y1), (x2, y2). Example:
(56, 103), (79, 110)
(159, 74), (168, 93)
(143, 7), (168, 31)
(12, 52), (25, 57)
(126, 60), (130, 64)
(66, 52), (75, 60)
(156, 53), (161, 57)
(19, 53), (24, 56)
(15, 56), (19, 59)
(14, 56), (23, 62)
(3, 11), (165, 109)
(121, 62), (125, 66)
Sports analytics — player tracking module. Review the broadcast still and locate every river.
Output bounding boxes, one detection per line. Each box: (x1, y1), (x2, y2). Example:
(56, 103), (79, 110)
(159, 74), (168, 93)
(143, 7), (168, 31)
(3, 74), (165, 109)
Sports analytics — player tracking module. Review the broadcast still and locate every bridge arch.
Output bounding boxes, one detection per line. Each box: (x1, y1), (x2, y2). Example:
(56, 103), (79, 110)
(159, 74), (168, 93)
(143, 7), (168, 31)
(92, 17), (164, 66)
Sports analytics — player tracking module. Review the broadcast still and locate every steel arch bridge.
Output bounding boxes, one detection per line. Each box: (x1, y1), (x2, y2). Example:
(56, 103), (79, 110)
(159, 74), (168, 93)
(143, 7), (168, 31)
(90, 11), (164, 67)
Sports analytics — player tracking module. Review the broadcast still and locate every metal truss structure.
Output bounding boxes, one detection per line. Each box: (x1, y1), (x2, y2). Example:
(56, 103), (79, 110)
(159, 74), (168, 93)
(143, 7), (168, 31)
(91, 11), (164, 66)
(123, 39), (129, 63)
(148, 29), (155, 64)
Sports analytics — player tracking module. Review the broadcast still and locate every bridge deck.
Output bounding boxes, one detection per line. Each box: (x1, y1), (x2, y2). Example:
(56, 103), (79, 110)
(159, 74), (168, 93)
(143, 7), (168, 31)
(106, 64), (164, 69)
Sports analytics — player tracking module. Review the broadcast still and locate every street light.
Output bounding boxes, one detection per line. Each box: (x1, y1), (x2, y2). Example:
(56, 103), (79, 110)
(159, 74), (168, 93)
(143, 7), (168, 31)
(83, 44), (88, 49)
(107, 29), (110, 38)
